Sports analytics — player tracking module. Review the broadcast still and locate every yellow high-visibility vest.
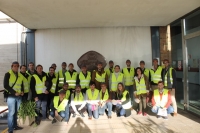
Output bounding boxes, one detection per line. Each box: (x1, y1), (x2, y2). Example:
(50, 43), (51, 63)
(65, 71), (77, 89)
(58, 70), (65, 87)
(123, 67), (135, 86)
(59, 89), (71, 99)
(79, 71), (91, 89)
(87, 89), (99, 100)
(95, 70), (106, 82)
(21, 73), (30, 93)
(105, 68), (114, 78)
(164, 67), (173, 87)
(153, 89), (169, 108)
(111, 73), (124, 91)
(134, 76), (147, 95)
(33, 74), (46, 94)
(72, 92), (84, 101)
(100, 89), (109, 101)
(143, 68), (149, 78)
(47, 74), (58, 94)
(150, 66), (162, 84)
(8, 70), (23, 93)
(53, 96), (68, 112)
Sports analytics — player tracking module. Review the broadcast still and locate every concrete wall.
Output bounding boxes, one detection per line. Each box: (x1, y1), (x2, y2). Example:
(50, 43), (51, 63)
(35, 27), (152, 72)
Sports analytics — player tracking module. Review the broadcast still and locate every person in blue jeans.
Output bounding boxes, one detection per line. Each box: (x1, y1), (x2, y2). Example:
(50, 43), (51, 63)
(151, 81), (174, 119)
(3, 61), (24, 133)
(50, 90), (70, 124)
(115, 82), (131, 117)
(98, 83), (112, 119)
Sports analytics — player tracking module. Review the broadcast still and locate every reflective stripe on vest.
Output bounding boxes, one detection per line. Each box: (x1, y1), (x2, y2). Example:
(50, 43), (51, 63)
(135, 76), (147, 95)
(150, 66), (162, 84)
(58, 70), (65, 87)
(164, 68), (173, 87)
(79, 71), (91, 89)
(123, 67), (135, 86)
(8, 70), (23, 93)
(87, 89), (99, 100)
(111, 73), (124, 91)
(65, 71), (77, 89)
(95, 71), (106, 82)
(22, 75), (29, 93)
(100, 89), (109, 101)
(33, 75), (46, 94)
(53, 96), (68, 112)
(154, 89), (168, 108)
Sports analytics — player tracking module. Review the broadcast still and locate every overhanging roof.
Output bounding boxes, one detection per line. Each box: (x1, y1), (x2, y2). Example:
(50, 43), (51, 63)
(0, 0), (199, 29)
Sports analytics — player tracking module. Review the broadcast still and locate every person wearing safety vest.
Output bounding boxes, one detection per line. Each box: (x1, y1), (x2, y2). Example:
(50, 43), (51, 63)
(20, 65), (30, 101)
(149, 59), (163, 106)
(105, 60), (114, 79)
(58, 62), (67, 91)
(70, 85), (87, 118)
(26, 62), (37, 76)
(133, 67), (150, 116)
(122, 59), (135, 106)
(59, 82), (71, 101)
(109, 65), (124, 92)
(98, 83), (112, 119)
(30, 65), (50, 124)
(151, 81), (174, 119)
(76, 65), (91, 94)
(86, 82), (100, 119)
(161, 59), (177, 116)
(65, 63), (77, 92)
(139, 60), (149, 78)
(46, 66), (59, 118)
(92, 62), (108, 90)
(115, 83), (131, 117)
(3, 61), (24, 133)
(50, 90), (69, 124)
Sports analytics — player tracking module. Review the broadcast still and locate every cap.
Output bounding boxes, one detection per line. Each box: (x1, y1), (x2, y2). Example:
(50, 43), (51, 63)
(59, 90), (66, 95)
(109, 60), (113, 63)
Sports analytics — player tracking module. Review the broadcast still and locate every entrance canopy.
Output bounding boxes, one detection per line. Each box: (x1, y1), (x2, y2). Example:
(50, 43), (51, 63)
(0, 0), (199, 29)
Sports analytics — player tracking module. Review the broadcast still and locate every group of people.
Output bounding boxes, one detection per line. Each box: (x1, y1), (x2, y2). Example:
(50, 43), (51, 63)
(3, 58), (177, 133)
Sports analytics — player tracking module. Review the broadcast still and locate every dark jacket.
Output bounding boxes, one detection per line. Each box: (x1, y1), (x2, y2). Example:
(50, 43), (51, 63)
(161, 67), (176, 89)
(30, 71), (48, 100)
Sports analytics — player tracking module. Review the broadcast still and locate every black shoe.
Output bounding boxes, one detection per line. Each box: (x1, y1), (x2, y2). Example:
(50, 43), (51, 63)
(52, 118), (57, 124)
(9, 131), (13, 133)
(14, 126), (23, 130)
(80, 113), (85, 117)
(72, 113), (76, 117)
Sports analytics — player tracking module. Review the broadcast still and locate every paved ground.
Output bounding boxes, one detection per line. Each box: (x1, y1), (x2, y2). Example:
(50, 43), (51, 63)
(10, 109), (200, 133)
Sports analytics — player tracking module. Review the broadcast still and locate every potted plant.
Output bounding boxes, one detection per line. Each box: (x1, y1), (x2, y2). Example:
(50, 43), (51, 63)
(18, 100), (37, 126)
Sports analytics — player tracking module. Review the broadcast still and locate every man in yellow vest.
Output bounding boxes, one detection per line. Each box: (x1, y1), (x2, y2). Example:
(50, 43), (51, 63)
(65, 63), (77, 92)
(70, 85), (87, 118)
(76, 65), (91, 94)
(140, 61), (149, 78)
(122, 60), (135, 106)
(98, 83), (112, 119)
(162, 59), (177, 116)
(151, 81), (174, 119)
(109, 65), (124, 92)
(30, 65), (50, 124)
(149, 59), (163, 106)
(50, 90), (69, 124)
(105, 60), (114, 79)
(58, 62), (67, 91)
(60, 82), (71, 100)
(26, 62), (37, 76)
(86, 82), (100, 119)
(92, 62), (108, 90)
(4, 61), (24, 133)
(20, 65), (30, 101)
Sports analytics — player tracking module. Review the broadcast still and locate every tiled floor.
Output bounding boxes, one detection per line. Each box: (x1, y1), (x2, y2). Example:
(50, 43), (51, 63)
(12, 109), (200, 133)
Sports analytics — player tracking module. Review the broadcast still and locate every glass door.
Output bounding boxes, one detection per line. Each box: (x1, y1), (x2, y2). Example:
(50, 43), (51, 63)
(186, 35), (200, 115)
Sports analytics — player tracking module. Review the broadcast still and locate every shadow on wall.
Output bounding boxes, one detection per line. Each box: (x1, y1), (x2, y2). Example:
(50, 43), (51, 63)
(68, 117), (91, 133)
(123, 118), (177, 133)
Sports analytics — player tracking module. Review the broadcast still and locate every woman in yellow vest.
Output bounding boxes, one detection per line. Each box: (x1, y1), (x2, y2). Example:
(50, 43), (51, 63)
(115, 83), (131, 117)
(98, 83), (112, 119)
(86, 82), (100, 119)
(133, 67), (150, 116)
(50, 90), (69, 124)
